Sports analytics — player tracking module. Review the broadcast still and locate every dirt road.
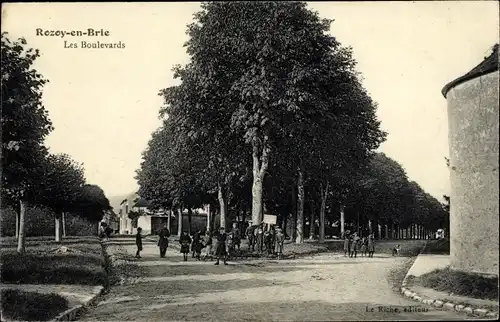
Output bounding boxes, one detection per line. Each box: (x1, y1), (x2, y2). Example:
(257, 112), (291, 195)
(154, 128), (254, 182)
(81, 238), (468, 321)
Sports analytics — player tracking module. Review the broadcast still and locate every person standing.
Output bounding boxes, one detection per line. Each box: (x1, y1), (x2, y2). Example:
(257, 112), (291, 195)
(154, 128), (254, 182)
(255, 224), (264, 253)
(158, 223), (170, 258)
(135, 227), (144, 258)
(367, 233), (375, 258)
(191, 229), (203, 260)
(350, 233), (360, 258)
(215, 227), (228, 265)
(343, 234), (350, 257)
(275, 227), (285, 259)
(360, 236), (368, 257)
(179, 231), (191, 261)
(202, 230), (213, 261)
(246, 224), (255, 251)
(231, 222), (241, 252)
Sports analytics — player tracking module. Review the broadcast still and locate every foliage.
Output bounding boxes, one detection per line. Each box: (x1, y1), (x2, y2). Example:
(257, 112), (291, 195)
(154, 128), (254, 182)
(137, 2), (447, 238)
(37, 153), (86, 217)
(73, 184), (111, 222)
(1, 32), (53, 205)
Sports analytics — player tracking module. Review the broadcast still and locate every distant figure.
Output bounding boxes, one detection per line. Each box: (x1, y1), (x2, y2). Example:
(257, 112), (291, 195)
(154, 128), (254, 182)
(246, 224), (255, 251)
(231, 222), (241, 252)
(179, 231), (191, 261)
(350, 233), (360, 258)
(392, 244), (401, 256)
(367, 234), (375, 257)
(202, 230), (213, 261)
(157, 224), (170, 258)
(135, 227), (143, 258)
(99, 222), (107, 239)
(343, 234), (350, 257)
(275, 227), (285, 259)
(360, 237), (368, 257)
(191, 229), (203, 260)
(105, 226), (113, 238)
(255, 224), (264, 253)
(215, 227), (228, 265)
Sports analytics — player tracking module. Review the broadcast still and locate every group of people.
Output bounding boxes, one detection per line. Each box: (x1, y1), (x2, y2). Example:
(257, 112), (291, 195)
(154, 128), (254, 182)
(343, 232), (375, 258)
(245, 223), (286, 258)
(134, 221), (287, 263)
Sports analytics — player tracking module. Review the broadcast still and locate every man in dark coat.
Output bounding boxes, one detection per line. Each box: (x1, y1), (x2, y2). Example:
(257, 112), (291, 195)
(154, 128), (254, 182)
(158, 223), (170, 258)
(215, 227), (228, 265)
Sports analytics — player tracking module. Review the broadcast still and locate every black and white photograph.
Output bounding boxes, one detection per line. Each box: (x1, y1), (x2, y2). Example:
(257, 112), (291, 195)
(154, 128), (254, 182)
(1, 1), (499, 321)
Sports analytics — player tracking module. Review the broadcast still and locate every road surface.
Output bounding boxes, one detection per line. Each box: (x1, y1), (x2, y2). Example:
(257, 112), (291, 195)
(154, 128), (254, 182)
(81, 238), (468, 321)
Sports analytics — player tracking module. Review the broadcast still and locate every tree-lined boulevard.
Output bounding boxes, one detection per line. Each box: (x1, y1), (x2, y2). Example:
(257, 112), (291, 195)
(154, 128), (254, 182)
(1, 2), (466, 321)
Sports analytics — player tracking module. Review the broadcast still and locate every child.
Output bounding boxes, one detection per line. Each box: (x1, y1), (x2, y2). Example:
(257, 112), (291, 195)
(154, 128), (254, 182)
(179, 231), (192, 261)
(343, 234), (350, 257)
(275, 227), (285, 259)
(392, 244), (401, 256)
(368, 234), (375, 258)
(360, 236), (368, 257)
(215, 227), (228, 265)
(202, 230), (213, 261)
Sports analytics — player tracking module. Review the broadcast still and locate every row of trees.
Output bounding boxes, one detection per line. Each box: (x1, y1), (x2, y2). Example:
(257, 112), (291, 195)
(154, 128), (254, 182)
(136, 2), (449, 241)
(1, 32), (112, 253)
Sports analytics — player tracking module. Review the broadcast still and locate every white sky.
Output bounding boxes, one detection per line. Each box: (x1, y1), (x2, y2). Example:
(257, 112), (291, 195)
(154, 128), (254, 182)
(2, 2), (499, 202)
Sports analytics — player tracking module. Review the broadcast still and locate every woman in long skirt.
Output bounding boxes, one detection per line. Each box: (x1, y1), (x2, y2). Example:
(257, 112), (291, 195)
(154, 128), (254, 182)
(179, 231), (191, 261)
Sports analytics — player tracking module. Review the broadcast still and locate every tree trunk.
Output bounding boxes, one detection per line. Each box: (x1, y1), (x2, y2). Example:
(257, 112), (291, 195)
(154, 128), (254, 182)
(296, 168), (304, 244)
(17, 199), (27, 254)
(291, 183), (297, 241)
(309, 200), (316, 240)
(206, 204), (210, 232)
(187, 208), (193, 235)
(177, 208), (182, 237)
(62, 212), (67, 238)
(282, 213), (288, 238)
(167, 208), (172, 231)
(319, 182), (329, 243)
(55, 213), (61, 242)
(15, 209), (20, 238)
(251, 139), (270, 226)
(340, 205), (345, 239)
(218, 183), (227, 231)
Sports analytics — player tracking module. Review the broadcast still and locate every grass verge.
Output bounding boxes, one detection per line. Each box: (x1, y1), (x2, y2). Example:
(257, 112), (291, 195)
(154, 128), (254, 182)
(1, 289), (68, 321)
(421, 238), (450, 255)
(413, 266), (498, 301)
(1, 237), (106, 285)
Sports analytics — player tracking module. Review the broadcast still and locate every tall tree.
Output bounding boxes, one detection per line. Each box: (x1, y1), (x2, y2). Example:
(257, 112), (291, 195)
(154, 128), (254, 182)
(38, 153), (86, 241)
(74, 184), (111, 223)
(1, 33), (53, 253)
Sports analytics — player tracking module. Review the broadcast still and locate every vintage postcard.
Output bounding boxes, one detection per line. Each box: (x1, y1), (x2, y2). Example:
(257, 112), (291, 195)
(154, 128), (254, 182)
(1, 1), (498, 321)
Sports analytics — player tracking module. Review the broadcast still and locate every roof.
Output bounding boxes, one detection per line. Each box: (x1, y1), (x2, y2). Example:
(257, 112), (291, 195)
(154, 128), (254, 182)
(133, 197), (151, 208)
(442, 44), (499, 98)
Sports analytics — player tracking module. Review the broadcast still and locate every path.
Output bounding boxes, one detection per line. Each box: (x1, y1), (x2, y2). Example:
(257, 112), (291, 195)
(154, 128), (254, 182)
(81, 238), (469, 321)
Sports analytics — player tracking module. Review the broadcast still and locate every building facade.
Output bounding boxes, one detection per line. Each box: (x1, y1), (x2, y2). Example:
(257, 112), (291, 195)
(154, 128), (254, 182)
(442, 44), (499, 276)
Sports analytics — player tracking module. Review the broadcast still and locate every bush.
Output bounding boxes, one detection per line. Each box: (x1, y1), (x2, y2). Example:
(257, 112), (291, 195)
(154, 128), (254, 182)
(1, 289), (68, 321)
(417, 266), (498, 300)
